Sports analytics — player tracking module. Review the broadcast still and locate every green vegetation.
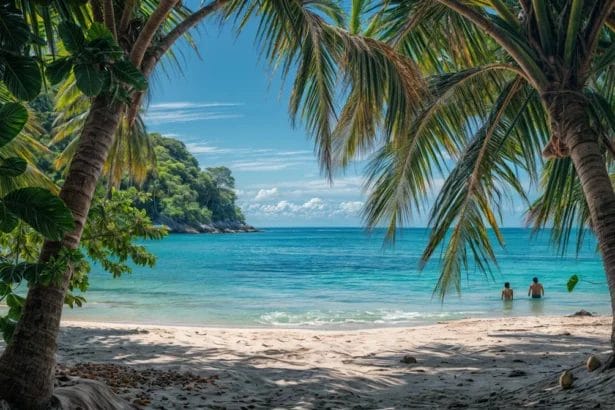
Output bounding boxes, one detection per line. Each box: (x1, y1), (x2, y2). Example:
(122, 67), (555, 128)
(0, 187), (166, 342)
(136, 134), (246, 232)
(0, 3), (75, 343)
(4, 0), (615, 407)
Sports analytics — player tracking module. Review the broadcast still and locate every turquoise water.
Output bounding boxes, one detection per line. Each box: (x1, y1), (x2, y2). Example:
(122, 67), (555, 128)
(62, 228), (610, 328)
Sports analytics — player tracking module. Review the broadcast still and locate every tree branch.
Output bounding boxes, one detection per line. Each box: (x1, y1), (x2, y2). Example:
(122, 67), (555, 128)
(436, 0), (548, 90)
(129, 0), (180, 67)
(580, 0), (615, 79)
(490, 0), (519, 29)
(91, 0), (104, 23)
(119, 0), (137, 34)
(103, 0), (117, 40)
(143, 0), (230, 76)
(127, 0), (229, 124)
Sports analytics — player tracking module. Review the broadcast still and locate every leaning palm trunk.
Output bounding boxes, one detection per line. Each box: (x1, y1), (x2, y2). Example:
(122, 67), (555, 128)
(548, 92), (615, 356)
(0, 0), (228, 405)
(0, 0), (345, 406)
(0, 96), (123, 408)
(330, 1), (615, 360)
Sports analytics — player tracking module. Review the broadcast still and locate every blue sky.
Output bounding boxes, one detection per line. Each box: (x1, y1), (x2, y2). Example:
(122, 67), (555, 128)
(144, 10), (528, 228)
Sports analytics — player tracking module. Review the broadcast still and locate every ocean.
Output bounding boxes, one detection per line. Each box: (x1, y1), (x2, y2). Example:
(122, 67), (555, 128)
(62, 228), (611, 328)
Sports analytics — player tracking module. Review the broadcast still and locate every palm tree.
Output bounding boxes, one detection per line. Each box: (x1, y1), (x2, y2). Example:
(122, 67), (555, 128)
(0, 0), (232, 406)
(0, 0), (418, 407)
(320, 1), (615, 362)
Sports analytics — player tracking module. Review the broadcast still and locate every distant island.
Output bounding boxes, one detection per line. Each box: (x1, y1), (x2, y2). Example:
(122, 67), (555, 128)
(135, 134), (256, 234)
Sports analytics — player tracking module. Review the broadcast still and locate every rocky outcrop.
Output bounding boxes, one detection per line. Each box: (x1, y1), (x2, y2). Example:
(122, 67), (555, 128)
(201, 221), (259, 234)
(154, 215), (258, 234)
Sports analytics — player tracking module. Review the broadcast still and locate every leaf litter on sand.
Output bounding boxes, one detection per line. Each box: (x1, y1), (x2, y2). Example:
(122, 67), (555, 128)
(55, 363), (220, 407)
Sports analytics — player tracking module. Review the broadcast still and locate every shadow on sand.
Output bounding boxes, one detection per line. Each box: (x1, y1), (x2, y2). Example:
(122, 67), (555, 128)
(38, 322), (615, 409)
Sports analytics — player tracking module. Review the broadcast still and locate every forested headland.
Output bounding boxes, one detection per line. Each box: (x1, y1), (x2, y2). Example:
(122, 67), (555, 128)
(33, 96), (254, 234)
(134, 134), (255, 233)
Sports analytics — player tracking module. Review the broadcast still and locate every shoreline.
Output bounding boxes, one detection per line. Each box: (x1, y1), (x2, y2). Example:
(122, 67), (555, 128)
(60, 309), (607, 332)
(43, 315), (615, 408)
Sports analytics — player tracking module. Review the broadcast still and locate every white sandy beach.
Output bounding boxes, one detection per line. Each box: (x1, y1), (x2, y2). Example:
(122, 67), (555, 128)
(40, 315), (615, 409)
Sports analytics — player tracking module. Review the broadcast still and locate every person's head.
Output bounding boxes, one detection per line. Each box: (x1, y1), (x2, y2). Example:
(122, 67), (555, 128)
(533, 277), (539, 284)
(504, 282), (510, 289)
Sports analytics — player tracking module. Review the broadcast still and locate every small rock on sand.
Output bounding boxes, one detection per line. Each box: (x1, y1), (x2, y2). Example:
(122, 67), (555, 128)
(559, 370), (574, 389)
(508, 370), (526, 377)
(570, 310), (594, 317)
(587, 355), (602, 372)
(400, 355), (417, 364)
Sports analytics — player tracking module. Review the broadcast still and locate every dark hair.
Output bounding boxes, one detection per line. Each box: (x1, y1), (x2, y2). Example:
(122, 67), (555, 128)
(533, 277), (538, 283)
(504, 282), (510, 288)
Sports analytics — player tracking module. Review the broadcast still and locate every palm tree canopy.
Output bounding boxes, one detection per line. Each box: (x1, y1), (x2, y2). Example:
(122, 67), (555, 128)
(310, 1), (615, 297)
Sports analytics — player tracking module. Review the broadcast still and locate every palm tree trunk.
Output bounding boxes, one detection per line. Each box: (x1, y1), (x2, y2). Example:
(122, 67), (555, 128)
(548, 92), (615, 361)
(0, 95), (123, 408)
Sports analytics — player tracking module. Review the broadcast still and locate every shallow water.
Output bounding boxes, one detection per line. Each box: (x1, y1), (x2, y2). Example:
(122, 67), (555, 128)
(62, 228), (609, 328)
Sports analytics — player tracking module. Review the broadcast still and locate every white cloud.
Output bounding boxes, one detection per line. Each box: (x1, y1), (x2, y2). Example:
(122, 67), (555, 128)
(150, 102), (243, 109)
(302, 197), (325, 210)
(246, 176), (365, 198)
(231, 161), (300, 171)
(144, 101), (243, 125)
(337, 201), (363, 215)
(254, 198), (326, 215)
(277, 150), (312, 156)
(259, 200), (299, 214)
(254, 187), (279, 201)
(246, 198), (362, 220)
(146, 112), (241, 124)
(185, 143), (233, 154)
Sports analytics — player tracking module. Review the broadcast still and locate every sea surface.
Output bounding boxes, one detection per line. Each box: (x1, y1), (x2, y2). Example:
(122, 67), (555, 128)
(62, 228), (611, 329)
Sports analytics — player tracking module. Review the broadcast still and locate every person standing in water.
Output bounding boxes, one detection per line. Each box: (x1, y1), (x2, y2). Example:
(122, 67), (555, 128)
(501, 282), (513, 301)
(528, 277), (544, 299)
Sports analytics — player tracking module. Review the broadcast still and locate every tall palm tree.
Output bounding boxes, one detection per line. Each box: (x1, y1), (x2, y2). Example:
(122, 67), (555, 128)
(0, 0), (421, 407)
(0, 0), (231, 406)
(49, 73), (154, 186)
(320, 1), (615, 362)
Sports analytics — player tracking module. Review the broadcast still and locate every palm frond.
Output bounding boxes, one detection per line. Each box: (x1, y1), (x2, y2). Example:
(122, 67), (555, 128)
(527, 158), (591, 256)
(362, 65), (526, 239)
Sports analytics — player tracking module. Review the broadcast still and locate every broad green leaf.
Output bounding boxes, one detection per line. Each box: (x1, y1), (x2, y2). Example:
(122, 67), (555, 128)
(567, 274), (579, 292)
(111, 60), (147, 90)
(86, 22), (114, 42)
(74, 63), (103, 96)
(58, 21), (85, 54)
(0, 315), (16, 343)
(7, 307), (21, 321)
(64, 292), (86, 308)
(46, 57), (74, 85)
(0, 102), (28, 147)
(2, 54), (41, 100)
(5, 293), (24, 309)
(86, 38), (123, 60)
(0, 262), (45, 283)
(0, 4), (30, 50)
(3, 187), (74, 240)
(0, 157), (27, 177)
(0, 202), (17, 233)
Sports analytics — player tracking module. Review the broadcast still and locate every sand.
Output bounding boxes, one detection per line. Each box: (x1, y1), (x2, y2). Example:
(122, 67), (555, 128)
(35, 315), (614, 409)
